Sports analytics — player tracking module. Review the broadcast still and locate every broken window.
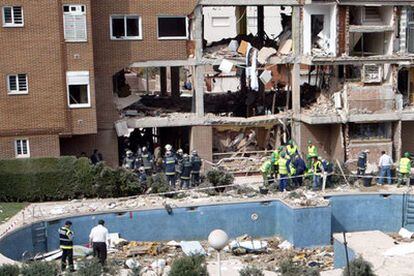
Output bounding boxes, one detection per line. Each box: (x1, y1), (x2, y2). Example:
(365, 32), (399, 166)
(63, 4), (87, 42)
(2, 6), (23, 27)
(311, 15), (324, 47)
(7, 74), (28, 94)
(350, 32), (391, 56)
(15, 139), (30, 158)
(67, 71), (90, 108)
(157, 16), (188, 39)
(111, 15), (141, 40)
(349, 123), (391, 141)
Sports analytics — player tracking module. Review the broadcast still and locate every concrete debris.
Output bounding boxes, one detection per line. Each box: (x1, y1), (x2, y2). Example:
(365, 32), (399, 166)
(180, 241), (206, 256)
(151, 259), (166, 274)
(73, 245), (93, 257)
(49, 206), (65, 215)
(260, 70), (273, 85)
(219, 59), (234, 74)
(238, 40), (250, 56)
(230, 240), (268, 254)
(166, 240), (180, 247)
(398, 228), (414, 239)
(228, 40), (239, 53)
(304, 92), (336, 116)
(257, 47), (277, 64)
(125, 258), (140, 269)
(278, 240), (293, 250)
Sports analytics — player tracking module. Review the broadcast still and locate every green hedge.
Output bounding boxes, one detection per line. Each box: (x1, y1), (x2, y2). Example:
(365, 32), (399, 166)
(0, 157), (143, 202)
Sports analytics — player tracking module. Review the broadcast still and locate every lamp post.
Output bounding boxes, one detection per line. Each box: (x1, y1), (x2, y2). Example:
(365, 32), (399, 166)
(208, 229), (229, 276)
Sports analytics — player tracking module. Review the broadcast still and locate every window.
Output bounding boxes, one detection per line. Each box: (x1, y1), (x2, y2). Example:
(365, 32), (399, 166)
(67, 71), (90, 108)
(110, 15), (141, 40)
(7, 74), (28, 94)
(15, 139), (30, 158)
(63, 4), (87, 42)
(349, 123), (391, 141)
(2, 6), (23, 27)
(157, 16), (188, 40)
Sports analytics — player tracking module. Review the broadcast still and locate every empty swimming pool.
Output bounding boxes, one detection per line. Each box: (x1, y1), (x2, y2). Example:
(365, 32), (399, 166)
(0, 193), (412, 261)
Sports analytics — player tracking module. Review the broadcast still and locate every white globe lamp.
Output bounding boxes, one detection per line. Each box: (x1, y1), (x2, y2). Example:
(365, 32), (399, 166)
(208, 229), (229, 276)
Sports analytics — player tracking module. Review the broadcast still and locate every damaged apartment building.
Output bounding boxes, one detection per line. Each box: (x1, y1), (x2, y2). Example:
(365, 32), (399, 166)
(1, 0), (414, 168)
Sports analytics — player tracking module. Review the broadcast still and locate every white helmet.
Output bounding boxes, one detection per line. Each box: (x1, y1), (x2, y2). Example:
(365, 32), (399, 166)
(177, 149), (184, 154)
(138, 166), (145, 172)
(126, 150), (133, 157)
(165, 144), (172, 151)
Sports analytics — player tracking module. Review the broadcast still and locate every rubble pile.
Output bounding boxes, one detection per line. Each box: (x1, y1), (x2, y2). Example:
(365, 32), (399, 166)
(100, 234), (333, 275)
(303, 92), (336, 115)
(280, 189), (330, 207)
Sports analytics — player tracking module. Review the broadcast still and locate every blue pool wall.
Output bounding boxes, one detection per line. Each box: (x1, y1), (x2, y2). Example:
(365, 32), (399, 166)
(0, 199), (330, 260)
(0, 193), (411, 261)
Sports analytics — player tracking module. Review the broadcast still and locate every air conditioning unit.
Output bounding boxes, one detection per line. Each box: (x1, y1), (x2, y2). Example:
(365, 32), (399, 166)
(362, 64), (382, 84)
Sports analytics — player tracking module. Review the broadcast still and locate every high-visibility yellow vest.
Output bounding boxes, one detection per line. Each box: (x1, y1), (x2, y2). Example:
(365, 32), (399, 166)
(289, 163), (296, 176)
(313, 160), (322, 175)
(278, 158), (288, 175)
(287, 145), (297, 156)
(261, 160), (272, 175)
(272, 150), (280, 164)
(400, 157), (411, 174)
(308, 145), (317, 157)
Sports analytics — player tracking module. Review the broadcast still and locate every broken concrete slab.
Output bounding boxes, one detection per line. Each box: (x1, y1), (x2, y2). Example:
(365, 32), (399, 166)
(257, 47), (277, 64)
(180, 241), (206, 256)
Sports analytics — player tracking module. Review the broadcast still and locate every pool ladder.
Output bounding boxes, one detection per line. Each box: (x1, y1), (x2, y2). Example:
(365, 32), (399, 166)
(403, 194), (414, 227)
(31, 221), (48, 253)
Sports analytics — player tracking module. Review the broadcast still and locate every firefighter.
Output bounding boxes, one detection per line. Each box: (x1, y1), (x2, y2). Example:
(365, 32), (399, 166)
(122, 150), (136, 170)
(164, 151), (177, 188)
(137, 166), (148, 189)
(292, 154), (306, 187)
(191, 150), (202, 187)
(180, 154), (193, 189)
(398, 152), (412, 186)
(141, 146), (153, 175)
(59, 221), (75, 272)
(357, 150), (369, 177)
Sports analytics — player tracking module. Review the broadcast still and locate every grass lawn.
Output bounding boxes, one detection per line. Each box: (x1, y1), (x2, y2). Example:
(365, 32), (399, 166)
(0, 202), (28, 224)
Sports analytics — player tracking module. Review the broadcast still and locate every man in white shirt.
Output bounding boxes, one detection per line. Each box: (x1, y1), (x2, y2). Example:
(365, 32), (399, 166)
(89, 220), (109, 265)
(378, 151), (393, 185)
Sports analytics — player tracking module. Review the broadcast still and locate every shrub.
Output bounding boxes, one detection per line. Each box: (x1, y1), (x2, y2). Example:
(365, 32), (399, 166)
(76, 258), (103, 276)
(0, 157), (143, 202)
(147, 173), (171, 194)
(206, 169), (234, 193)
(239, 266), (264, 276)
(20, 261), (58, 276)
(279, 259), (320, 276)
(169, 255), (209, 276)
(342, 257), (376, 276)
(0, 264), (20, 276)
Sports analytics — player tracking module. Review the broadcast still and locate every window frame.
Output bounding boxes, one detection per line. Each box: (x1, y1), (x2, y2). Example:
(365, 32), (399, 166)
(66, 71), (91, 108)
(109, 15), (142, 40)
(15, 139), (30, 158)
(157, 15), (188, 40)
(63, 4), (87, 42)
(2, 6), (24, 27)
(7, 74), (28, 95)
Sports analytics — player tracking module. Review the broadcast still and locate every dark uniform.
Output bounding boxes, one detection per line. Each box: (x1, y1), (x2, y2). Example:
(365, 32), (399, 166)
(59, 223), (74, 271)
(180, 158), (193, 189)
(357, 152), (367, 177)
(191, 154), (202, 187)
(141, 151), (153, 175)
(164, 154), (177, 188)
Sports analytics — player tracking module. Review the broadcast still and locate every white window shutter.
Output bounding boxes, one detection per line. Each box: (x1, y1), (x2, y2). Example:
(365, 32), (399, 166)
(64, 13), (87, 41)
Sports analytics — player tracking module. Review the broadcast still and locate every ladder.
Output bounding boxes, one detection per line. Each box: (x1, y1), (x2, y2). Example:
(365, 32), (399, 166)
(403, 194), (414, 227)
(31, 221), (48, 254)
